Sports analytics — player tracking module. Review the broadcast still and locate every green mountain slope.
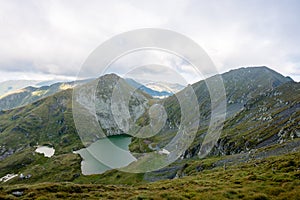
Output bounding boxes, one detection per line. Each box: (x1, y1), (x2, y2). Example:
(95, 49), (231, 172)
(1, 149), (299, 199)
(0, 88), (80, 157)
(130, 67), (294, 156)
(0, 67), (299, 190)
(0, 74), (150, 179)
(0, 80), (91, 111)
(214, 81), (300, 155)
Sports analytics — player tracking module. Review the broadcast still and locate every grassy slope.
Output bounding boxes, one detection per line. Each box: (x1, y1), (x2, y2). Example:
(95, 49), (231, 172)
(0, 150), (299, 199)
(216, 82), (300, 155)
(0, 74), (151, 183)
(129, 68), (297, 157)
(0, 88), (82, 153)
(0, 89), (83, 179)
(0, 68), (299, 199)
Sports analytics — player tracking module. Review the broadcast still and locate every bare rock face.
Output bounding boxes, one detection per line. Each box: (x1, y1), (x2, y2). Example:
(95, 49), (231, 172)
(74, 74), (149, 138)
(96, 74), (149, 136)
(169, 67), (298, 159)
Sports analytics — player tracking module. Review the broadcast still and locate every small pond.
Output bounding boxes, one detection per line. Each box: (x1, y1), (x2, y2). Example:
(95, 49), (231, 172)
(75, 135), (136, 175)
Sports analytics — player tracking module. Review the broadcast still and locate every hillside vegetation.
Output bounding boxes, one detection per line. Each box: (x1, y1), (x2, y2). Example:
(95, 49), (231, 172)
(0, 67), (299, 199)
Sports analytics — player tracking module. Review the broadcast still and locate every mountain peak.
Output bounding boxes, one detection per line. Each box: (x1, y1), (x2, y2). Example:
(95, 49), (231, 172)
(99, 73), (120, 80)
(223, 66), (293, 85)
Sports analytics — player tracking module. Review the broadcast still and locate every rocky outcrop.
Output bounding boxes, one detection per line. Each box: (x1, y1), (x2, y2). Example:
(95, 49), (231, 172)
(73, 74), (149, 138)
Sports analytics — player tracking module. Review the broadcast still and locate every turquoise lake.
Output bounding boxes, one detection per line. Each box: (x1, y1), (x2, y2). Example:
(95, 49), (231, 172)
(75, 135), (136, 175)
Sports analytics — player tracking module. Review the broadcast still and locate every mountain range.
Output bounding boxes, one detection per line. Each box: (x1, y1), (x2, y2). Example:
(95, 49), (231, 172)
(0, 78), (181, 111)
(0, 66), (299, 199)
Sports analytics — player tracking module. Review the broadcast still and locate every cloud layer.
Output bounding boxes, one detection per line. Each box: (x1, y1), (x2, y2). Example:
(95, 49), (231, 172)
(0, 0), (299, 82)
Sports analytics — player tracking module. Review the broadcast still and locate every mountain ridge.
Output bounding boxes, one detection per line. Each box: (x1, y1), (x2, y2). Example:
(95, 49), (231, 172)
(0, 66), (299, 190)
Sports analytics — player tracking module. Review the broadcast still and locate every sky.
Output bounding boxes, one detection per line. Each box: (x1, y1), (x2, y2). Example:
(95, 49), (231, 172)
(0, 0), (300, 84)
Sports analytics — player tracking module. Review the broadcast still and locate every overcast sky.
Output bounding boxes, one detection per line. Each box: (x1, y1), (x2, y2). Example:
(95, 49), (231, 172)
(0, 0), (300, 83)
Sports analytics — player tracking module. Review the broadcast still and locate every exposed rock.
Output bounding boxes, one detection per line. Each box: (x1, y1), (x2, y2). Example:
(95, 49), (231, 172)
(12, 191), (23, 197)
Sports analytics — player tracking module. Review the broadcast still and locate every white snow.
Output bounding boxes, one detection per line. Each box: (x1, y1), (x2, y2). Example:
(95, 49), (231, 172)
(158, 149), (170, 155)
(35, 146), (55, 157)
(0, 174), (18, 182)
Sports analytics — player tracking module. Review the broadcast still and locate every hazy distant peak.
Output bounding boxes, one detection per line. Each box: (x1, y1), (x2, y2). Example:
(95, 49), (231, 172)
(99, 73), (120, 80)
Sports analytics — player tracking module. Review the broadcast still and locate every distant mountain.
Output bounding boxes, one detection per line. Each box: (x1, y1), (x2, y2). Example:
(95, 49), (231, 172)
(0, 78), (175, 110)
(0, 80), (41, 97)
(125, 78), (172, 98)
(0, 79), (90, 111)
(35, 80), (73, 87)
(144, 82), (185, 94)
(125, 78), (185, 98)
(0, 79), (78, 98)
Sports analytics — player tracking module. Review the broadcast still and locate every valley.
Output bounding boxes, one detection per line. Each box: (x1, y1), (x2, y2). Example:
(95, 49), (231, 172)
(0, 67), (299, 199)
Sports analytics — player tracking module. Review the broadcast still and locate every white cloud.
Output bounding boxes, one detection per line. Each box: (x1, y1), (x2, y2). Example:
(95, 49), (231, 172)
(0, 0), (300, 82)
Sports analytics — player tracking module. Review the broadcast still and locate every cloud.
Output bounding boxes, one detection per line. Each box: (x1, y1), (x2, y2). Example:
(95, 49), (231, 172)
(0, 0), (300, 82)
(103, 49), (202, 84)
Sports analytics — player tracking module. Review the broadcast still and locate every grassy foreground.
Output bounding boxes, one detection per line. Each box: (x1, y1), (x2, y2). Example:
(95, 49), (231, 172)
(0, 151), (299, 200)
